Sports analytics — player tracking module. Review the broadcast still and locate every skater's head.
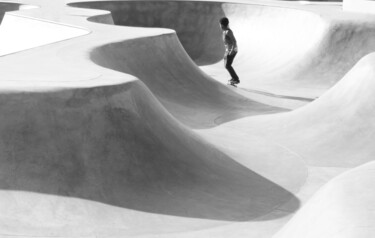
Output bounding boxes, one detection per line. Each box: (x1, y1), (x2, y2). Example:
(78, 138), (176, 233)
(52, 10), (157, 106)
(219, 17), (229, 30)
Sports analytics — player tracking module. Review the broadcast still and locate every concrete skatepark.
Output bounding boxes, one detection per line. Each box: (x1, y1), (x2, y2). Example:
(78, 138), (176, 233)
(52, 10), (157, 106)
(0, 0), (374, 237)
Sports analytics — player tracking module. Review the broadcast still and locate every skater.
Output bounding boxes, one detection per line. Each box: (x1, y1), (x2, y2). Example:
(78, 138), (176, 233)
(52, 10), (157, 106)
(219, 17), (240, 86)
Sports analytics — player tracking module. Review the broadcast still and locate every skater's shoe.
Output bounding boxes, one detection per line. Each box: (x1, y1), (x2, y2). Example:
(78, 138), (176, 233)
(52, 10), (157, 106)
(229, 79), (239, 84)
(227, 79), (238, 87)
(232, 79), (240, 84)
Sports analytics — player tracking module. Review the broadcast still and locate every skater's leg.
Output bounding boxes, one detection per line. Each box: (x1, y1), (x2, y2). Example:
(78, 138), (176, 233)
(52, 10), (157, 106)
(225, 53), (239, 82)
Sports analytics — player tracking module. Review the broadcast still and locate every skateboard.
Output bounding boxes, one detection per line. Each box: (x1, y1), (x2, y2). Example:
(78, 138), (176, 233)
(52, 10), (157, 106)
(227, 80), (238, 87)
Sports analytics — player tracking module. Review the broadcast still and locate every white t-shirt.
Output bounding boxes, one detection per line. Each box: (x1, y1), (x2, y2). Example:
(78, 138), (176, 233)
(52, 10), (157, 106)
(223, 29), (238, 53)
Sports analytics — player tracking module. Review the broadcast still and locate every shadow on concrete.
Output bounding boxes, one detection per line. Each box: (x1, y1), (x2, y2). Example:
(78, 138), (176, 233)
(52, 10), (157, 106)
(0, 84), (300, 221)
(0, 3), (22, 24)
(68, 1), (226, 66)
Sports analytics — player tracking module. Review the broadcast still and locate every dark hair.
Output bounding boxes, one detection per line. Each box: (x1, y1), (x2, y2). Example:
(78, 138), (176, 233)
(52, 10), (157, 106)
(219, 17), (229, 27)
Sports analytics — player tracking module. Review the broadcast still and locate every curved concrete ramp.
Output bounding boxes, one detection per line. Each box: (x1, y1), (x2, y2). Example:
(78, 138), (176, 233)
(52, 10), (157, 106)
(274, 161), (375, 238)
(70, 1), (375, 98)
(223, 52), (375, 167)
(90, 33), (283, 128)
(284, 52), (375, 166)
(0, 78), (303, 236)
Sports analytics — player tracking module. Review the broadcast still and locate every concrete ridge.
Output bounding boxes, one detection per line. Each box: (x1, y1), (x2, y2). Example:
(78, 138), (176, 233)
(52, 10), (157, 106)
(0, 12), (90, 56)
(90, 31), (285, 128)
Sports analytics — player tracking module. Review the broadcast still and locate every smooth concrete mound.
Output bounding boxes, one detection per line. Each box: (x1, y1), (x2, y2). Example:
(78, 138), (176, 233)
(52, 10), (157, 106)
(274, 161), (375, 238)
(217, 52), (375, 167)
(0, 78), (301, 235)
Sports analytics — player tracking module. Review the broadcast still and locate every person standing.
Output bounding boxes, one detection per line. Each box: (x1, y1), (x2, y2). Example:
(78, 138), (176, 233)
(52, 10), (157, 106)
(219, 17), (240, 85)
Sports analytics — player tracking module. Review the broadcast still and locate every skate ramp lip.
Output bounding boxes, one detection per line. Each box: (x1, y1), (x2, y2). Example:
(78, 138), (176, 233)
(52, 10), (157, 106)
(0, 1), (87, 56)
(68, 0), (228, 65)
(0, 13), (90, 56)
(89, 33), (285, 129)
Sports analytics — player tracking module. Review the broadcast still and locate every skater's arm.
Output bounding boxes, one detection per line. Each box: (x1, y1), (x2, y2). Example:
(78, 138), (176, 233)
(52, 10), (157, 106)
(226, 30), (237, 55)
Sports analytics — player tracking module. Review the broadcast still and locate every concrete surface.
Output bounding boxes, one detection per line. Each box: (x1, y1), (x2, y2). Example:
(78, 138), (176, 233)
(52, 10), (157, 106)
(274, 161), (375, 238)
(0, 0), (373, 237)
(71, 1), (375, 98)
(344, 0), (375, 14)
(0, 13), (89, 56)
